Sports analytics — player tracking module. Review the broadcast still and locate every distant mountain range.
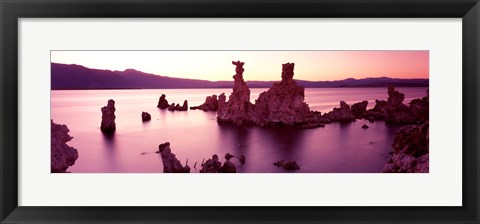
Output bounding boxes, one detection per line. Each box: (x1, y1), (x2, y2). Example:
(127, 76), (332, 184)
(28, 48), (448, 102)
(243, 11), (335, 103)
(51, 63), (429, 90)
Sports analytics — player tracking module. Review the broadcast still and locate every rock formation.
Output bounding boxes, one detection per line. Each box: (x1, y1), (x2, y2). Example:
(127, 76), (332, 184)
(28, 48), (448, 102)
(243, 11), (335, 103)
(200, 154), (222, 173)
(382, 122), (429, 173)
(217, 61), (255, 125)
(220, 153), (237, 173)
(100, 99), (116, 133)
(168, 100), (188, 111)
(351, 100), (368, 119)
(141, 112), (151, 121)
(199, 153), (237, 173)
(218, 93), (226, 108)
(157, 142), (190, 173)
(157, 94), (169, 109)
(383, 86), (415, 124)
(217, 61), (325, 126)
(51, 120), (79, 173)
(322, 101), (355, 123)
(365, 87), (428, 124)
(190, 94), (222, 111)
(180, 100), (188, 111)
(408, 90), (429, 123)
(273, 160), (300, 171)
(253, 63), (315, 125)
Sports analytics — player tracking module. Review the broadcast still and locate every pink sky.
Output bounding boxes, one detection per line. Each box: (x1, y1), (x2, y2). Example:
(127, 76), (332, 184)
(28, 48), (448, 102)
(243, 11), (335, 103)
(51, 51), (429, 81)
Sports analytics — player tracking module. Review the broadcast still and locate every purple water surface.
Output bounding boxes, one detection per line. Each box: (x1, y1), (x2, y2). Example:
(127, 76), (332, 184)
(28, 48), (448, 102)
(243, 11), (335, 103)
(51, 87), (428, 173)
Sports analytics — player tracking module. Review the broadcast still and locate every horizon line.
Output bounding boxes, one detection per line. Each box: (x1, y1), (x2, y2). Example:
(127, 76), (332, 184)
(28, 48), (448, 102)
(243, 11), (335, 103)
(51, 62), (430, 83)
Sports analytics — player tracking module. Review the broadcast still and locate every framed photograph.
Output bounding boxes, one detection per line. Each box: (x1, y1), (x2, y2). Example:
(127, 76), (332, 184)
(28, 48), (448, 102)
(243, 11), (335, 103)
(1, 0), (479, 223)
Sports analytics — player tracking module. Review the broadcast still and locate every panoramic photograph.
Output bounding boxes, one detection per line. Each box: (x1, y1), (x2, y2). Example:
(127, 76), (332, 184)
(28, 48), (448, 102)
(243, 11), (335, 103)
(51, 51), (429, 173)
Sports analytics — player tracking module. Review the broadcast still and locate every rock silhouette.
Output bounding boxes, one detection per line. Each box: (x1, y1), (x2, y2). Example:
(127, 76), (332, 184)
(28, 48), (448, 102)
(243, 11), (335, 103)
(351, 100), (368, 119)
(141, 112), (151, 121)
(218, 61), (323, 126)
(190, 94), (222, 111)
(200, 154), (222, 173)
(220, 153), (237, 173)
(253, 63), (315, 125)
(157, 94), (169, 109)
(100, 99), (116, 133)
(322, 101), (355, 123)
(168, 100), (188, 111)
(217, 61), (255, 125)
(51, 120), (79, 173)
(158, 142), (190, 173)
(365, 87), (428, 124)
(200, 153), (237, 173)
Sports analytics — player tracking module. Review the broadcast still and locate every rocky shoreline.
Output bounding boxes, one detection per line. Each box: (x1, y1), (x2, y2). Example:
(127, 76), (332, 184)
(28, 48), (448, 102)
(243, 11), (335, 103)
(51, 120), (79, 173)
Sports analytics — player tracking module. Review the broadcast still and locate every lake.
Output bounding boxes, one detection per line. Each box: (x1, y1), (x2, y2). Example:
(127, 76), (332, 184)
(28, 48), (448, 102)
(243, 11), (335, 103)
(51, 87), (428, 173)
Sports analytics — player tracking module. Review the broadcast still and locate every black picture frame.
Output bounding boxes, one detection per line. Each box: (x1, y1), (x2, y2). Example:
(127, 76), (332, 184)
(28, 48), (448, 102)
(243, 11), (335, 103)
(1, 0), (479, 223)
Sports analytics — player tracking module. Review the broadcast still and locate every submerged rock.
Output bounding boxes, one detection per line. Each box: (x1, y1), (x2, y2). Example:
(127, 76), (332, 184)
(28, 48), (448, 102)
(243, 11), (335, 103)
(362, 124), (369, 129)
(191, 94), (222, 111)
(157, 94), (169, 109)
(141, 112), (151, 121)
(100, 99), (116, 133)
(383, 122), (429, 173)
(158, 142), (190, 173)
(273, 160), (300, 171)
(217, 61), (255, 125)
(51, 120), (79, 173)
(239, 155), (246, 165)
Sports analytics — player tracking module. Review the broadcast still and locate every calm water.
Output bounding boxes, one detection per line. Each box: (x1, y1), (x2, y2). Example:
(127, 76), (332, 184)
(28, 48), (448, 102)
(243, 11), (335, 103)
(51, 87), (428, 173)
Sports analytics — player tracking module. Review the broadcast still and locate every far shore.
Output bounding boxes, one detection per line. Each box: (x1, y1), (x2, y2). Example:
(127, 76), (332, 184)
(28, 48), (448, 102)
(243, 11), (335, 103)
(51, 86), (429, 91)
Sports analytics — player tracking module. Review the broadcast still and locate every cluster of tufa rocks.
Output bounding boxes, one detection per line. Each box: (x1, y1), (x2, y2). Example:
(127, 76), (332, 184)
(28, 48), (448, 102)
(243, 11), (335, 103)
(168, 100), (188, 111)
(190, 93), (226, 111)
(51, 120), (79, 173)
(214, 61), (429, 129)
(382, 122), (429, 173)
(157, 94), (188, 111)
(217, 61), (323, 126)
(157, 142), (190, 173)
(364, 86), (429, 124)
(200, 153), (237, 173)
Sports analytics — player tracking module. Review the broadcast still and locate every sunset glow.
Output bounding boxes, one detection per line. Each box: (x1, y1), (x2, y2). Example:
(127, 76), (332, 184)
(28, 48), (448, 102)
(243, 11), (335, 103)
(51, 51), (429, 81)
